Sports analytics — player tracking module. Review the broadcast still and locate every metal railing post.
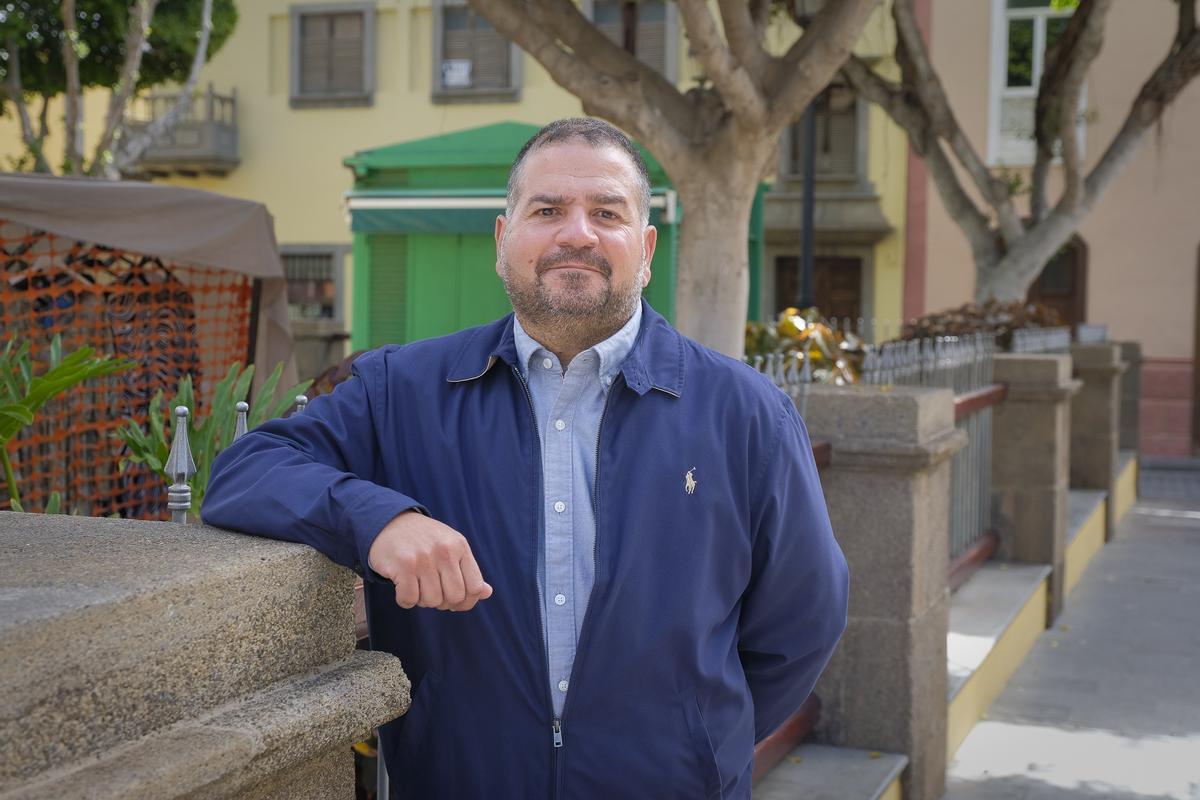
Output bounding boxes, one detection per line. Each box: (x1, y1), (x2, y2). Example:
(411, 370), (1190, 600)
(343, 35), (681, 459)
(166, 406), (197, 524)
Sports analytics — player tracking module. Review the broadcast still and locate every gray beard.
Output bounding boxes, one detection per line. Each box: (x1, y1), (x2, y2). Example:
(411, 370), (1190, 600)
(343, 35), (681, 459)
(499, 248), (644, 352)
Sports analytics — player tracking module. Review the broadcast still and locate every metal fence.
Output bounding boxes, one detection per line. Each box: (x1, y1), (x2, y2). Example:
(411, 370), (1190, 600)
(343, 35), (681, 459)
(860, 335), (998, 563)
(1010, 326), (1072, 353)
(748, 333), (1001, 566)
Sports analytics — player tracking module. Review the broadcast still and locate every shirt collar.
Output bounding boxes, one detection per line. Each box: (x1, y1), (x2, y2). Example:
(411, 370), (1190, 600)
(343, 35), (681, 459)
(512, 303), (643, 384)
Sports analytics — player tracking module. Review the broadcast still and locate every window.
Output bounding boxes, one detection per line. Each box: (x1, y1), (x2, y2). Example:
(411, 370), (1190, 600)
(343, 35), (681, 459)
(989, 0), (1081, 164)
(785, 84), (861, 180)
(588, 0), (677, 80)
(290, 3), (375, 108)
(433, 0), (521, 102)
(282, 245), (347, 323)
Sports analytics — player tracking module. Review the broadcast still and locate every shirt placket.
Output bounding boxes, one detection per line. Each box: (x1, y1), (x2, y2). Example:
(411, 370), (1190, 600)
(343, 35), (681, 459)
(543, 358), (587, 717)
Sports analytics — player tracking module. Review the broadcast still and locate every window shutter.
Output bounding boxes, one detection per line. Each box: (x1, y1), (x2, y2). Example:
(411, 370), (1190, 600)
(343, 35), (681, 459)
(593, 0), (666, 75)
(330, 13), (365, 93)
(299, 11), (364, 96)
(635, 1), (667, 74)
(471, 18), (510, 88)
(300, 15), (332, 94)
(441, 7), (510, 90)
(593, 0), (622, 46)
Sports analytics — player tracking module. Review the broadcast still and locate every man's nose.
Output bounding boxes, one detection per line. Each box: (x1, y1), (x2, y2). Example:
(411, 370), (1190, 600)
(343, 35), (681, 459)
(555, 208), (599, 248)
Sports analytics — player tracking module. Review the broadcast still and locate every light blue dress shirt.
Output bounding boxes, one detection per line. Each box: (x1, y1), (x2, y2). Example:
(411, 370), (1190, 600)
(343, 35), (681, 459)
(512, 303), (642, 718)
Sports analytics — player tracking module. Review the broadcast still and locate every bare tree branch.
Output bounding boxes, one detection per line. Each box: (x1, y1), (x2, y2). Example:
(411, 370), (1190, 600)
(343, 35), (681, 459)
(842, 56), (997, 267)
(1178, 0), (1196, 51)
(987, 16), (1200, 298)
(88, 0), (161, 176)
(1030, 0), (1113, 220)
(61, 0), (84, 174)
(769, 0), (879, 130)
(1082, 24), (1200, 205)
(676, 0), (767, 123)
(890, 0), (1024, 246)
(716, 0), (771, 79)
(1, 36), (51, 172)
(468, 0), (696, 167)
(115, 0), (215, 174)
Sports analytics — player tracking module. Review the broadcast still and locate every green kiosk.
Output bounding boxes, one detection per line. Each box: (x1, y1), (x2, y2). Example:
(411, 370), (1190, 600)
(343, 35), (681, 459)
(344, 122), (762, 350)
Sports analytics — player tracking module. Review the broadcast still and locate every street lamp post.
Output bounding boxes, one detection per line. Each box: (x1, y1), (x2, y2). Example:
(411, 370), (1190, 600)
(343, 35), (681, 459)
(794, 0), (824, 310)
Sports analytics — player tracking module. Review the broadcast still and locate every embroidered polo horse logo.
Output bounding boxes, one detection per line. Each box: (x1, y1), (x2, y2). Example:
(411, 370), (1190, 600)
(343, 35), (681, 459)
(684, 467), (698, 495)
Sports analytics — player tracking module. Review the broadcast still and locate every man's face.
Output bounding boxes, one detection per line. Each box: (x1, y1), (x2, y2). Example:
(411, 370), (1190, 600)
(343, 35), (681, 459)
(495, 141), (657, 335)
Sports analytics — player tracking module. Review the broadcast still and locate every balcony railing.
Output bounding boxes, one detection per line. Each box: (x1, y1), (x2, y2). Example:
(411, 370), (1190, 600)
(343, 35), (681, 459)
(124, 83), (239, 177)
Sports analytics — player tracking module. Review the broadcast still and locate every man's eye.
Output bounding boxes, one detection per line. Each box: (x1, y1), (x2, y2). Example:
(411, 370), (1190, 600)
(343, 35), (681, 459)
(596, 210), (618, 220)
(536, 208), (558, 217)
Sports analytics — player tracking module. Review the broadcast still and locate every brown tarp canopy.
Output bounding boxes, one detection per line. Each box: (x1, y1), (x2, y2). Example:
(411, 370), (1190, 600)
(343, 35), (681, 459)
(0, 172), (298, 392)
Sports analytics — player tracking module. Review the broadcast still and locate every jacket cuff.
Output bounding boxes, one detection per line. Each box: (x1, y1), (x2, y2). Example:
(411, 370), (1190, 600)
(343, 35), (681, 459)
(343, 483), (429, 584)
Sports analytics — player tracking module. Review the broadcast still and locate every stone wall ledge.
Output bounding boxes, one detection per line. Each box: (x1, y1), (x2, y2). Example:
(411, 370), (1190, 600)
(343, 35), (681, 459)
(1, 513), (362, 783)
(824, 428), (968, 473)
(1000, 379), (1083, 404)
(1, 651), (409, 800)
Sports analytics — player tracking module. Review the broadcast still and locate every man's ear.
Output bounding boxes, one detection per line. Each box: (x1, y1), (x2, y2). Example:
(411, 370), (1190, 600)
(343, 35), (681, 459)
(494, 215), (507, 277)
(641, 225), (658, 288)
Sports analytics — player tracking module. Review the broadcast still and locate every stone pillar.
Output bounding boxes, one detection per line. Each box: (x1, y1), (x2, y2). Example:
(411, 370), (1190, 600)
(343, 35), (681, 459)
(1070, 343), (1128, 539)
(990, 353), (1081, 624)
(803, 385), (966, 800)
(1118, 341), (1143, 453)
(0, 514), (410, 799)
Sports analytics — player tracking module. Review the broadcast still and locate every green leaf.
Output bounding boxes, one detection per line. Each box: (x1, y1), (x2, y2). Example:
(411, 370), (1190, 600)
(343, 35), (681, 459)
(48, 334), (62, 370)
(9, 496), (23, 513)
(45, 492), (61, 515)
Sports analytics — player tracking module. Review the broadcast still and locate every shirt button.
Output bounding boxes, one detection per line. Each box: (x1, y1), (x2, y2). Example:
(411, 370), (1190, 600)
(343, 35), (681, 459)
(554, 593), (566, 606)
(554, 419), (566, 431)
(553, 501), (566, 513)
(558, 680), (569, 692)
(603, 375), (613, 386)
(542, 357), (553, 370)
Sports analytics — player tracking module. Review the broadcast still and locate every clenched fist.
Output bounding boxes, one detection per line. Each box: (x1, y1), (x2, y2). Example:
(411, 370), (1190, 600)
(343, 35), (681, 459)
(368, 511), (494, 611)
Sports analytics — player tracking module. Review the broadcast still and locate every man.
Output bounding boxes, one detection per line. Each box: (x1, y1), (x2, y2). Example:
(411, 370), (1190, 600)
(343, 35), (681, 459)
(203, 118), (848, 799)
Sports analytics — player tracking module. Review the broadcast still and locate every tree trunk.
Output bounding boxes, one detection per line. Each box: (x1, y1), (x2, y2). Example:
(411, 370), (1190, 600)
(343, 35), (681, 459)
(672, 170), (760, 357)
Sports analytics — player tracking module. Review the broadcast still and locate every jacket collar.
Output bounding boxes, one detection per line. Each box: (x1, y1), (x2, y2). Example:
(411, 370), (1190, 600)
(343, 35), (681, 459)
(445, 299), (684, 398)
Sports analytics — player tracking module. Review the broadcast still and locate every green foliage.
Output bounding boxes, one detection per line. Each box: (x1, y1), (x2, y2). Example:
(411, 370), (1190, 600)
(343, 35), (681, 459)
(0, 0), (238, 113)
(0, 334), (135, 512)
(114, 362), (311, 516)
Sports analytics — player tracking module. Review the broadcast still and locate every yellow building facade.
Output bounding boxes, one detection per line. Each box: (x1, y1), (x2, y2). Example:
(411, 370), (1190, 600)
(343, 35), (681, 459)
(1, 0), (910, 376)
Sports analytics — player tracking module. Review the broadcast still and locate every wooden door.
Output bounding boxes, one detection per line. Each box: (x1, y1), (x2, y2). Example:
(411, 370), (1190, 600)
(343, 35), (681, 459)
(1027, 238), (1087, 330)
(774, 255), (862, 321)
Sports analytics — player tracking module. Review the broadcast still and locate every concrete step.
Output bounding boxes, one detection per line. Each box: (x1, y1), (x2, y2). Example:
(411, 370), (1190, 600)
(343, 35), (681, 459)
(946, 562), (1051, 760)
(753, 744), (907, 800)
(1, 651), (408, 800)
(0, 513), (406, 791)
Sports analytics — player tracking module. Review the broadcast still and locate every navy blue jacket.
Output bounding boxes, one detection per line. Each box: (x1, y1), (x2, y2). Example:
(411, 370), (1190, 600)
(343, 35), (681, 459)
(203, 302), (848, 799)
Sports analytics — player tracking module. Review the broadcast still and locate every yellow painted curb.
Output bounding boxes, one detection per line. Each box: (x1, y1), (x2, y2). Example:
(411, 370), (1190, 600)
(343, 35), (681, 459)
(1064, 497), (1107, 598)
(1112, 457), (1139, 525)
(879, 773), (903, 800)
(946, 577), (1049, 760)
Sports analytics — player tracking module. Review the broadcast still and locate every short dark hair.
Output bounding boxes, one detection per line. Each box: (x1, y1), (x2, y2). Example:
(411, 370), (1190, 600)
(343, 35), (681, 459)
(506, 117), (652, 224)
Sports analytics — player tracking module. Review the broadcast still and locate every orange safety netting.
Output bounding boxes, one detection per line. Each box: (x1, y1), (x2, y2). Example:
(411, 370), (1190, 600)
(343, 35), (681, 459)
(1, 219), (253, 519)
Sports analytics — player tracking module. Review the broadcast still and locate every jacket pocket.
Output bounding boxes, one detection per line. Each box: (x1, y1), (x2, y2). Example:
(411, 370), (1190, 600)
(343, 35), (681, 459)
(398, 669), (443, 759)
(680, 689), (724, 799)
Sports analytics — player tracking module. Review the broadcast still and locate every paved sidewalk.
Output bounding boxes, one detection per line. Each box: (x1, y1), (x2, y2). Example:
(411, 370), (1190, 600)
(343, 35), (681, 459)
(943, 466), (1200, 800)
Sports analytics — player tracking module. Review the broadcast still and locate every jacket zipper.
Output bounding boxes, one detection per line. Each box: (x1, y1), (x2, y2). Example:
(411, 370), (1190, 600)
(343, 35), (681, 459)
(549, 378), (617, 781)
(511, 366), (563, 781)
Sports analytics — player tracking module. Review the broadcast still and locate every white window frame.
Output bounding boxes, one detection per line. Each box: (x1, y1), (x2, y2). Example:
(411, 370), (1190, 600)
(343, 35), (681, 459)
(987, 0), (1085, 166)
(580, 0), (680, 83)
(289, 2), (376, 109)
(281, 244), (349, 326)
(432, 0), (522, 103)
